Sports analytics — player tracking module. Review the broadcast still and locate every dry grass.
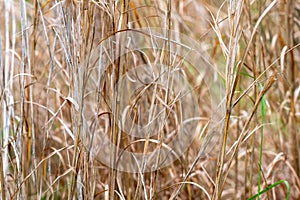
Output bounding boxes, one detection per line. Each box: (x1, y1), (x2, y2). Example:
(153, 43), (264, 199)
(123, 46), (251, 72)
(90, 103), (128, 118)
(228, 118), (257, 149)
(0, 0), (299, 199)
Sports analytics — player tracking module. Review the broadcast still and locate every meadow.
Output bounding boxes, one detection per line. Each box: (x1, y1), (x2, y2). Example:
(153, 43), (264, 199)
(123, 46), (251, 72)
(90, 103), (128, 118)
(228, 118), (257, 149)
(0, 0), (299, 199)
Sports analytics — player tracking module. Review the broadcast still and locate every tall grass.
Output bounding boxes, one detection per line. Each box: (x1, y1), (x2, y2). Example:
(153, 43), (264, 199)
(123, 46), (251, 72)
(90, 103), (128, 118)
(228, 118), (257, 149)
(0, 0), (299, 199)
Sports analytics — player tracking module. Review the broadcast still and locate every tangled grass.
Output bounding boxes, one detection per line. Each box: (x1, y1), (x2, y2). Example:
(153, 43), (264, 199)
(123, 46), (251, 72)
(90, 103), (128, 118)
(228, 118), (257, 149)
(0, 0), (299, 199)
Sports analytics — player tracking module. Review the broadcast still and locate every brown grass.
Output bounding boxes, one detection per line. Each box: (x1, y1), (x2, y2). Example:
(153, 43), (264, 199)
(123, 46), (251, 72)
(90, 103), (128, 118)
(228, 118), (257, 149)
(0, 0), (299, 199)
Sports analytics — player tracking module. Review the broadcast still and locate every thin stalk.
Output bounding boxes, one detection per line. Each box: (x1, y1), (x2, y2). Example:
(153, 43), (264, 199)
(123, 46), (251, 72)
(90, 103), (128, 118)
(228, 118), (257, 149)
(235, 71), (240, 200)
(0, 34), (6, 200)
(28, 0), (39, 195)
(250, 0), (261, 198)
(285, 0), (298, 178)
(213, 1), (244, 199)
(257, 83), (265, 199)
(2, 0), (14, 198)
(153, 0), (172, 198)
(109, 0), (127, 199)
(37, 0), (56, 198)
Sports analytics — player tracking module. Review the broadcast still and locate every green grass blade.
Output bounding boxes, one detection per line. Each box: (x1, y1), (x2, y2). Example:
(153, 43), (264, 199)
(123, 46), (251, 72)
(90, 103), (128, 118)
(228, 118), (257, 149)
(248, 180), (290, 200)
(258, 83), (265, 199)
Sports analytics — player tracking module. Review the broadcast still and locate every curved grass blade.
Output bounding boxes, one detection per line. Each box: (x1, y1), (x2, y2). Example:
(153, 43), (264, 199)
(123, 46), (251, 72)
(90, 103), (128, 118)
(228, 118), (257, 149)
(248, 180), (290, 200)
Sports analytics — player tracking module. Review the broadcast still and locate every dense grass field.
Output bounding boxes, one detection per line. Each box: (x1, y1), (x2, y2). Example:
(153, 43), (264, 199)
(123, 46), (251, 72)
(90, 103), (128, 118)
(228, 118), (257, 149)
(0, 0), (299, 199)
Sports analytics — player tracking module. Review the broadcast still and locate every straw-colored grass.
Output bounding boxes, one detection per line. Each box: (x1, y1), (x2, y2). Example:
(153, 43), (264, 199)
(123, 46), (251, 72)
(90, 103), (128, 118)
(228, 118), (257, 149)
(0, 0), (299, 199)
